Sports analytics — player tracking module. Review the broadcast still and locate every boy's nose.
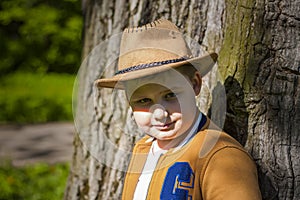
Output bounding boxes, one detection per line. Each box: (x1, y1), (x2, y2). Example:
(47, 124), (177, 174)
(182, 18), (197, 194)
(150, 104), (168, 122)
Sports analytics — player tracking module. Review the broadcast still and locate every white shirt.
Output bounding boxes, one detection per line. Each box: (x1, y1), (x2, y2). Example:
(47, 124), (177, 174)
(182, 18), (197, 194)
(133, 113), (202, 200)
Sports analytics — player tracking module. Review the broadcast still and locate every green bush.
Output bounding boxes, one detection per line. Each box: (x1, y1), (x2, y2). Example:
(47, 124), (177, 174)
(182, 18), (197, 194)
(0, 162), (69, 200)
(0, 72), (75, 123)
(0, 0), (82, 74)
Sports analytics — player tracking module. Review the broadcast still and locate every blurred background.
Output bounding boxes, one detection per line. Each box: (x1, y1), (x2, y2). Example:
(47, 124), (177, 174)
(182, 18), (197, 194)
(0, 0), (82, 199)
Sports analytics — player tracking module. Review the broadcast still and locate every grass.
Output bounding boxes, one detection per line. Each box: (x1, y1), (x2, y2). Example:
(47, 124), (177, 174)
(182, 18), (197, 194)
(0, 73), (74, 198)
(0, 161), (70, 200)
(0, 72), (75, 123)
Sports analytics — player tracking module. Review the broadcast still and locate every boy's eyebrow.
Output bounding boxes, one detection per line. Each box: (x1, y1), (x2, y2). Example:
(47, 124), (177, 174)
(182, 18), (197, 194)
(129, 94), (147, 101)
(162, 87), (182, 93)
(128, 84), (186, 98)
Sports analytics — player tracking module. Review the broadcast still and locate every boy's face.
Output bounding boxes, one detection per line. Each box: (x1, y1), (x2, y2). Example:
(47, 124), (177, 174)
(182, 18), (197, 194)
(125, 69), (201, 144)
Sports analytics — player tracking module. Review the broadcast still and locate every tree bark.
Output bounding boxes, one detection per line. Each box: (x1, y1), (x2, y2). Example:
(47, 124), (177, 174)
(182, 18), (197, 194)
(219, 0), (300, 199)
(64, 0), (300, 199)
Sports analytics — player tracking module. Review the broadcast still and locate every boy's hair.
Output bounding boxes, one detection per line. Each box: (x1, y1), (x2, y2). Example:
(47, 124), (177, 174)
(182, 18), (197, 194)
(175, 64), (198, 81)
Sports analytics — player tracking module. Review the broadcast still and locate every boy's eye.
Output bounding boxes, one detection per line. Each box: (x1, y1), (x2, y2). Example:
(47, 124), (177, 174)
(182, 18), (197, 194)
(136, 98), (152, 104)
(165, 92), (177, 99)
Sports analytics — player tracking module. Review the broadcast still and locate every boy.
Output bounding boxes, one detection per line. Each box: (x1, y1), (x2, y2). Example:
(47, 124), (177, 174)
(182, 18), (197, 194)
(96, 19), (261, 200)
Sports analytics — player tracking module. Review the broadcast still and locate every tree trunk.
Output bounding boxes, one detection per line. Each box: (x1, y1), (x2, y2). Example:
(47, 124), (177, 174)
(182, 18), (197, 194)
(218, 0), (300, 199)
(64, 0), (300, 199)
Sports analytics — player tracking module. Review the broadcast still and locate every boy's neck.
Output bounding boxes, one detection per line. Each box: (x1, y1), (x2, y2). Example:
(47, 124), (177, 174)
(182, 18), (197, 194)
(156, 109), (201, 150)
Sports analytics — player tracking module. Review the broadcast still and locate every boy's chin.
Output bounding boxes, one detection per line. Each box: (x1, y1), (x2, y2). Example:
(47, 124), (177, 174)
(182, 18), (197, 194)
(148, 131), (179, 141)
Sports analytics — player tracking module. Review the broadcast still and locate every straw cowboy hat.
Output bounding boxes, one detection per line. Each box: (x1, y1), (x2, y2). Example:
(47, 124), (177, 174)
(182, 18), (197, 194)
(95, 18), (218, 89)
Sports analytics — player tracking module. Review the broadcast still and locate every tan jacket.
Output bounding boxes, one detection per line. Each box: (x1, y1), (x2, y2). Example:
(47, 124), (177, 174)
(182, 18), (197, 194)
(122, 119), (261, 200)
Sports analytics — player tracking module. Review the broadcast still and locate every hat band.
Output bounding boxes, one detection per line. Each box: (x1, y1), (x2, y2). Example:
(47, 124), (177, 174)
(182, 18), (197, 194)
(115, 56), (189, 75)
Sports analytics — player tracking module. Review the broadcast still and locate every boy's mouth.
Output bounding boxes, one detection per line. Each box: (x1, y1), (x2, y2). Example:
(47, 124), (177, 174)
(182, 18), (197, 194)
(153, 121), (175, 130)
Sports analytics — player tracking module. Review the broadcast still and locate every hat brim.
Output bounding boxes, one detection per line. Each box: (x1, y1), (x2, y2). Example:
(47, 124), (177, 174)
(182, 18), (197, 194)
(95, 52), (218, 89)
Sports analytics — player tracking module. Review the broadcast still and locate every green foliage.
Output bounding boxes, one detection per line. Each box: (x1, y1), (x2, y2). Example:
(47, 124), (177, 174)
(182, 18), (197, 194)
(0, 0), (82, 74)
(0, 72), (75, 123)
(0, 161), (69, 200)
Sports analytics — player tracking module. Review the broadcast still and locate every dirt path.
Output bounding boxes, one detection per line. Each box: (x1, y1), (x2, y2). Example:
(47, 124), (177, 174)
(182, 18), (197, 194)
(0, 122), (74, 166)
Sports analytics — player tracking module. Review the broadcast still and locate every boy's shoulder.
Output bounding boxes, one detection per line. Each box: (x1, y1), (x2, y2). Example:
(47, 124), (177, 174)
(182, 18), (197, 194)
(191, 116), (248, 157)
(131, 135), (153, 154)
(135, 135), (153, 146)
(192, 129), (247, 158)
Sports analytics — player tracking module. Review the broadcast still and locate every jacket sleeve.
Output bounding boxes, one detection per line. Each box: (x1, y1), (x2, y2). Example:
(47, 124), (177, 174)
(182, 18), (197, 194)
(201, 147), (262, 200)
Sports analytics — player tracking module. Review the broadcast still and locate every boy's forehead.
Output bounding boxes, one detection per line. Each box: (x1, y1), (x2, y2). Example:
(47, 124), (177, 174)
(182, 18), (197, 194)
(124, 69), (192, 95)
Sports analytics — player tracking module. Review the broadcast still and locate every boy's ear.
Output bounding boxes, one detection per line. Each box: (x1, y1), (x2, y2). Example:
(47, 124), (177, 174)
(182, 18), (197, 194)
(192, 71), (202, 96)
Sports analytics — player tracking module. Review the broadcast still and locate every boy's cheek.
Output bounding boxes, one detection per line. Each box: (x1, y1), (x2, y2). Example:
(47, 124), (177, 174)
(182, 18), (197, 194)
(133, 111), (153, 134)
(133, 111), (152, 126)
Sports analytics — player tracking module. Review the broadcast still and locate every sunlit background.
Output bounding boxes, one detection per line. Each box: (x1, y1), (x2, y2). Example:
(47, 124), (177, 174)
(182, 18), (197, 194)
(0, 0), (82, 198)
